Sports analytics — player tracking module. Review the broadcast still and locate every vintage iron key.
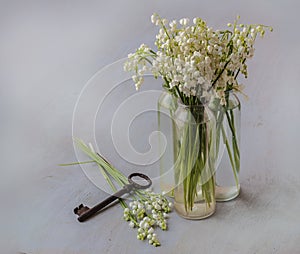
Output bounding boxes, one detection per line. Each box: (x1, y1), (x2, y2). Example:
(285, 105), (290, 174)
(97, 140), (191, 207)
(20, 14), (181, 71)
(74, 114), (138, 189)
(74, 173), (152, 222)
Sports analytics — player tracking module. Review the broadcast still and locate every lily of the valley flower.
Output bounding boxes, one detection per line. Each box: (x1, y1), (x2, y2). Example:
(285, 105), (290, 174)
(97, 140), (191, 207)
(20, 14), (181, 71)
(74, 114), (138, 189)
(124, 14), (272, 105)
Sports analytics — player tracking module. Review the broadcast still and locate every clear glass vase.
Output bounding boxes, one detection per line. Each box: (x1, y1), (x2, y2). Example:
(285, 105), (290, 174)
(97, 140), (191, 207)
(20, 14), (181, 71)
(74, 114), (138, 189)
(211, 91), (241, 201)
(172, 102), (216, 219)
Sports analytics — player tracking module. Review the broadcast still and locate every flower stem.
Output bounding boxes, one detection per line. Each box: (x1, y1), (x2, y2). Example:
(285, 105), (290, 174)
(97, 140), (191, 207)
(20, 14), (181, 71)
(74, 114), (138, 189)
(221, 125), (239, 187)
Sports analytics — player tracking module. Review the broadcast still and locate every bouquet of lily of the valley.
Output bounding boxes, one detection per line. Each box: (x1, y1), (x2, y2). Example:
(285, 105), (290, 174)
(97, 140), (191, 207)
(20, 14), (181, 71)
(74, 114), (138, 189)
(124, 14), (272, 217)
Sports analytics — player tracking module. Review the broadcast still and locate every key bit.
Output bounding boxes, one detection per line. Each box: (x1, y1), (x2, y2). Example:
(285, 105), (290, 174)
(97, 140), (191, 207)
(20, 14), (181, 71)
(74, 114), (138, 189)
(74, 204), (90, 217)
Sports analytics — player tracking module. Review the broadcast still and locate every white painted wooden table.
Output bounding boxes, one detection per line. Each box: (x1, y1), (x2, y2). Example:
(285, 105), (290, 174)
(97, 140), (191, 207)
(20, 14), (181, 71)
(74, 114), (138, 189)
(1, 1), (299, 253)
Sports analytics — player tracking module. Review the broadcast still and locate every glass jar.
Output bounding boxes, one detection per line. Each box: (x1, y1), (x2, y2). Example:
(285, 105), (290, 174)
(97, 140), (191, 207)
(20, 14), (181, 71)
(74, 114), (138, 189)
(211, 91), (241, 201)
(172, 102), (216, 219)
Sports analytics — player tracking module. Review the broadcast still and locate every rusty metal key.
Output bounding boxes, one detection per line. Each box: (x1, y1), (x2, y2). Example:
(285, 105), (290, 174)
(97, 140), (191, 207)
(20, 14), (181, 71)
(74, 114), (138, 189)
(74, 173), (152, 222)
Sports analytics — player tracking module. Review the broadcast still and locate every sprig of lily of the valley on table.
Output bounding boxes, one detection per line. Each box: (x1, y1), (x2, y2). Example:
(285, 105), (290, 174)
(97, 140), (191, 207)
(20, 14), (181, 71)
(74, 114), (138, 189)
(61, 138), (173, 247)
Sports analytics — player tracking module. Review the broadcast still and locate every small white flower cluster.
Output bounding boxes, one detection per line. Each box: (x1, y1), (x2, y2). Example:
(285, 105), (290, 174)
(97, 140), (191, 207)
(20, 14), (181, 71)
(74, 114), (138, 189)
(122, 191), (172, 247)
(124, 44), (156, 90)
(124, 14), (272, 105)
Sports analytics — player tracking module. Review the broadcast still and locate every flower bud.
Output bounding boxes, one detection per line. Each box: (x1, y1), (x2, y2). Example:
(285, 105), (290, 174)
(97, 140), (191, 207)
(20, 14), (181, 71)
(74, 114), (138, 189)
(148, 227), (154, 234)
(129, 221), (135, 228)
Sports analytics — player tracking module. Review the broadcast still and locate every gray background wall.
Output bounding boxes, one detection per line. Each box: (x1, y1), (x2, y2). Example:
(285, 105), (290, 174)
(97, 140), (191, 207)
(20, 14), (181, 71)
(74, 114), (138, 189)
(1, 0), (299, 253)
